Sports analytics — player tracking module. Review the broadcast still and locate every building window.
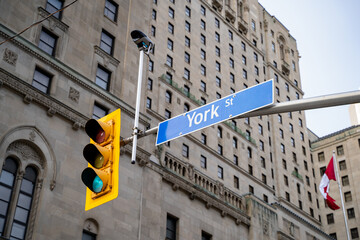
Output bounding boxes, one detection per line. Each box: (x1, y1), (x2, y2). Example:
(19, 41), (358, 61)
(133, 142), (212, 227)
(200, 155), (207, 169)
(282, 159), (287, 170)
(185, 36), (190, 47)
(278, 114), (282, 124)
(251, 20), (256, 31)
(248, 165), (253, 175)
(245, 130), (251, 141)
(217, 145), (223, 155)
(271, 42), (275, 52)
(201, 133), (207, 145)
(166, 215), (178, 240)
(284, 175), (288, 186)
(168, 7), (174, 18)
(200, 34), (206, 45)
(215, 32), (220, 42)
(286, 192), (290, 201)
(218, 166), (223, 179)
(259, 140), (264, 151)
(229, 58), (234, 68)
(38, 28), (57, 56)
(281, 144), (285, 153)
(215, 46), (220, 57)
(339, 160), (347, 170)
(95, 65), (111, 90)
(200, 19), (206, 30)
(151, 25), (156, 37)
(233, 137), (238, 149)
(351, 228), (359, 239)
(263, 194), (268, 203)
(344, 191), (352, 202)
(230, 73), (235, 83)
(166, 55), (173, 67)
(152, 9), (157, 20)
(168, 22), (174, 34)
(215, 61), (221, 72)
(182, 144), (189, 158)
(183, 85), (190, 97)
(242, 69), (247, 79)
(200, 5), (206, 15)
(185, 6), (191, 17)
(201, 231), (212, 240)
(149, 59), (154, 72)
(184, 52), (190, 63)
(184, 68), (190, 80)
(146, 97), (152, 109)
(0, 158), (39, 240)
(165, 91), (172, 103)
(184, 103), (190, 113)
(254, 66), (259, 76)
(296, 183), (301, 194)
(185, 21), (191, 32)
(327, 213), (334, 224)
(200, 65), (206, 76)
(342, 175), (349, 186)
(147, 78), (153, 90)
(242, 55), (246, 65)
(233, 155), (238, 165)
(200, 49), (206, 60)
(200, 81), (206, 92)
(32, 67), (52, 94)
(45, 0), (64, 19)
(100, 30), (114, 55)
(92, 103), (108, 119)
(261, 157), (266, 168)
(167, 38), (173, 50)
(215, 18), (220, 28)
(234, 176), (239, 189)
(229, 44), (233, 54)
(104, 0), (118, 21)
(336, 145), (344, 156)
(217, 127), (222, 138)
(216, 76), (221, 87)
(291, 138), (295, 147)
(262, 174), (267, 184)
(228, 30), (233, 40)
(318, 152), (325, 162)
(347, 208), (355, 219)
(165, 109), (171, 119)
(299, 118), (303, 127)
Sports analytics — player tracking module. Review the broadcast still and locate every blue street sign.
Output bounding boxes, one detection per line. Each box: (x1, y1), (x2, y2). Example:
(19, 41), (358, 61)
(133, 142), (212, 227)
(156, 79), (274, 145)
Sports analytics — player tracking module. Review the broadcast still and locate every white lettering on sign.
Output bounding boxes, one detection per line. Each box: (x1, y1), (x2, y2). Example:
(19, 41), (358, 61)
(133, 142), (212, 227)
(225, 98), (234, 107)
(187, 104), (219, 128)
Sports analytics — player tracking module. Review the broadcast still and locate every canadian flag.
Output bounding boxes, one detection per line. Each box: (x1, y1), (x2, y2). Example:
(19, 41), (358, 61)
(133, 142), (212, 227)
(319, 157), (340, 210)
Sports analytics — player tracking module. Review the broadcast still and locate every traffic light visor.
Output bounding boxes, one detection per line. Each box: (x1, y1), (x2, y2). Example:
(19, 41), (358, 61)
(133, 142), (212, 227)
(85, 119), (111, 144)
(83, 144), (110, 169)
(81, 168), (108, 193)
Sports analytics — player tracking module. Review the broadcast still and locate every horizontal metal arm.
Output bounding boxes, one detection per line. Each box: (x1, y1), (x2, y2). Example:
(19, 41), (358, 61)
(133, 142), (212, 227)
(120, 90), (360, 146)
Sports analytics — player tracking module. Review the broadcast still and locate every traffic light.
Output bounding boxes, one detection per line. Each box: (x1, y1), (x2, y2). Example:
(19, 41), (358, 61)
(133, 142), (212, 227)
(81, 109), (121, 211)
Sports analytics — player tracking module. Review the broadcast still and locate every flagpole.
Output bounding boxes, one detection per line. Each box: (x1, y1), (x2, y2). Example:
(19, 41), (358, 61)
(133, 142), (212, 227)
(332, 151), (351, 240)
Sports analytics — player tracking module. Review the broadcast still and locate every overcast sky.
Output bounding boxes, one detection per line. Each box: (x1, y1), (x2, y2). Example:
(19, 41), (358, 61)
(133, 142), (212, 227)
(258, 0), (360, 137)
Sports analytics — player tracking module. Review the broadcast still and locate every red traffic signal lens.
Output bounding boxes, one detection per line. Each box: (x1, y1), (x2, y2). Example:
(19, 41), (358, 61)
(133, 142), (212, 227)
(85, 119), (110, 144)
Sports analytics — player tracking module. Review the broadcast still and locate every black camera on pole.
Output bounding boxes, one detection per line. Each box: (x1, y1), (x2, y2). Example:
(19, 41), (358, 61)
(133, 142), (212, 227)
(131, 30), (154, 53)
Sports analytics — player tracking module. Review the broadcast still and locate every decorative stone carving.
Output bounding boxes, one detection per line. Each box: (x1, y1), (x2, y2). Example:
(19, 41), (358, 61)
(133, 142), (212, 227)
(29, 130), (36, 142)
(23, 94), (33, 104)
(72, 122), (81, 130)
(3, 48), (18, 65)
(263, 220), (269, 235)
(94, 46), (120, 67)
(47, 108), (56, 117)
(7, 140), (44, 168)
(189, 192), (195, 200)
(38, 7), (69, 32)
(69, 87), (80, 102)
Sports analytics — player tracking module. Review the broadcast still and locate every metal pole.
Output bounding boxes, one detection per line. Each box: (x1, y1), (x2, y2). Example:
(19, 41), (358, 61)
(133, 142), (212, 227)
(237, 90), (360, 118)
(332, 151), (351, 240)
(131, 50), (144, 164)
(121, 90), (360, 147)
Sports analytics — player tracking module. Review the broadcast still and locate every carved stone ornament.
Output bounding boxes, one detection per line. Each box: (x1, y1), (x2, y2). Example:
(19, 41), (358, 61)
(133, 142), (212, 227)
(7, 141), (44, 168)
(29, 130), (36, 142)
(3, 48), (18, 66)
(69, 87), (80, 102)
(263, 220), (269, 235)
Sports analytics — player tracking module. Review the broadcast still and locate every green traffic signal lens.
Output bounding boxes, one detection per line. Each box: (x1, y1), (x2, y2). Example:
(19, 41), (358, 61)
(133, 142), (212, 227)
(92, 176), (103, 193)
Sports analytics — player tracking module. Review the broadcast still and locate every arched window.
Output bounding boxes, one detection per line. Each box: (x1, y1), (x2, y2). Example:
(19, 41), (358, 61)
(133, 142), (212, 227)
(10, 166), (37, 239)
(0, 158), (18, 236)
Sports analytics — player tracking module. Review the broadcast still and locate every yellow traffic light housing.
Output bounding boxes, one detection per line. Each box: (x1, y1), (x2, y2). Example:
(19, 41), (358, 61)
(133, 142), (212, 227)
(81, 109), (121, 211)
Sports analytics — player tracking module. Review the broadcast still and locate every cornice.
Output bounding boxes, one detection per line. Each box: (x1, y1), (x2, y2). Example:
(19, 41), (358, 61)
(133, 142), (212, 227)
(0, 24), (151, 126)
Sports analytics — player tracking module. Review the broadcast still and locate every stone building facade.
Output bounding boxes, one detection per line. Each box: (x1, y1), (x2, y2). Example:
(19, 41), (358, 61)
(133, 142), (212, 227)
(0, 0), (332, 239)
(310, 125), (360, 240)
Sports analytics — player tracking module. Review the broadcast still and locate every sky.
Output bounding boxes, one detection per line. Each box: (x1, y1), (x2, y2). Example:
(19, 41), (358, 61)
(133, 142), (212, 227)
(258, 0), (360, 137)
